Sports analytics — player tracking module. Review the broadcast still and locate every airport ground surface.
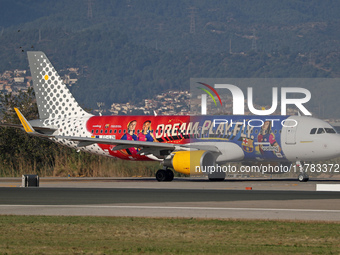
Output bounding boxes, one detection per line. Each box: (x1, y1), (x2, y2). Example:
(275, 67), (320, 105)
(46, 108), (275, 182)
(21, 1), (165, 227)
(1, 177), (340, 221)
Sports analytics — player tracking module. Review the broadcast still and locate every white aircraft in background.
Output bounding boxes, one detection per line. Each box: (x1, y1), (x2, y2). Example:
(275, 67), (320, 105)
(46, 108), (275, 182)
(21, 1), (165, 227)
(4, 51), (340, 182)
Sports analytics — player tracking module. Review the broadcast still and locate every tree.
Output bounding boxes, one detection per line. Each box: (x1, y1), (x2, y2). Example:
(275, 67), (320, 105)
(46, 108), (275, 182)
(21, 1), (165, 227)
(0, 89), (57, 175)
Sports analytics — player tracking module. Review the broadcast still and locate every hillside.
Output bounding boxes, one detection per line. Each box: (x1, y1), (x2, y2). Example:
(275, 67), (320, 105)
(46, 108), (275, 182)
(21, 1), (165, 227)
(0, 0), (339, 108)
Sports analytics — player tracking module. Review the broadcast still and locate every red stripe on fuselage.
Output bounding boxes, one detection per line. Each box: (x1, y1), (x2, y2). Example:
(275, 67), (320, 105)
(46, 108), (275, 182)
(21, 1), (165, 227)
(86, 115), (190, 160)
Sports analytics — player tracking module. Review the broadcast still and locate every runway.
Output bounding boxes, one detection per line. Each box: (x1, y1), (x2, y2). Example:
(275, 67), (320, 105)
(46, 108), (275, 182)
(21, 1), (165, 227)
(0, 177), (340, 221)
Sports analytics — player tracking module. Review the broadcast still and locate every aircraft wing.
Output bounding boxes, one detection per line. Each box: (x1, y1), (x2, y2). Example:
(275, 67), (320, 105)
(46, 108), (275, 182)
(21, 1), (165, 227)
(6, 108), (221, 157)
(56, 135), (221, 156)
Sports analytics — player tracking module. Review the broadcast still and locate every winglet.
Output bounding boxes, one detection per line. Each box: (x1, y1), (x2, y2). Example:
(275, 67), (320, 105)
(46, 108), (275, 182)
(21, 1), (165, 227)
(14, 108), (35, 133)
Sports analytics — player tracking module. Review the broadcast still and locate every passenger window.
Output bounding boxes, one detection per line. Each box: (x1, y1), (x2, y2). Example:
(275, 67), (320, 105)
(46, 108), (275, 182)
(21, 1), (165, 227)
(91, 130), (94, 133)
(96, 130), (98, 134)
(325, 128), (336, 134)
(310, 128), (317, 134)
(317, 128), (325, 134)
(114, 130), (117, 134)
(105, 130), (107, 134)
(109, 130), (112, 134)
(119, 130), (121, 134)
(100, 130), (103, 134)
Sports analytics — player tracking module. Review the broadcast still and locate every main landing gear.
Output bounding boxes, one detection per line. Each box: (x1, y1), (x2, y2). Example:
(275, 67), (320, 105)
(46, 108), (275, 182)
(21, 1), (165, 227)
(156, 168), (174, 182)
(296, 161), (309, 182)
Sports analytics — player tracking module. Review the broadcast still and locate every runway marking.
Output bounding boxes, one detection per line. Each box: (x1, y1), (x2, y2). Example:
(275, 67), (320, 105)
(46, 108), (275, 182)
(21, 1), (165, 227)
(1, 205), (340, 213)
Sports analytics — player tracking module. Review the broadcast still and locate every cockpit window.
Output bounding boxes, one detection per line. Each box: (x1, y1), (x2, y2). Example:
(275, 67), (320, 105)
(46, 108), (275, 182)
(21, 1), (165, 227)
(317, 128), (325, 134)
(325, 128), (336, 134)
(334, 126), (340, 133)
(310, 128), (317, 134)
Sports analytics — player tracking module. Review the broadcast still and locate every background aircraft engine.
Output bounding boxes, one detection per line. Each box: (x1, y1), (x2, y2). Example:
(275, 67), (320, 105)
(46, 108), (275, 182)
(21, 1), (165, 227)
(165, 150), (215, 175)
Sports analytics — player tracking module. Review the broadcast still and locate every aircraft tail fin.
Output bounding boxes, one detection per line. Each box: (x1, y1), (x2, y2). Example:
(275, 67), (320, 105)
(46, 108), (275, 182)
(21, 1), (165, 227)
(27, 51), (91, 120)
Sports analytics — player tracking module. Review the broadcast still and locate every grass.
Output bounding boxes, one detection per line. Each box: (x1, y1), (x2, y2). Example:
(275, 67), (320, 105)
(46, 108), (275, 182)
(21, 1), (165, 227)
(0, 215), (339, 254)
(0, 151), (162, 178)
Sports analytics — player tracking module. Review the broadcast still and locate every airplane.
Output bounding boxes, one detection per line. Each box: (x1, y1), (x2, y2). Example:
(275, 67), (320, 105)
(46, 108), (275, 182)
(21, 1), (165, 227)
(3, 51), (340, 182)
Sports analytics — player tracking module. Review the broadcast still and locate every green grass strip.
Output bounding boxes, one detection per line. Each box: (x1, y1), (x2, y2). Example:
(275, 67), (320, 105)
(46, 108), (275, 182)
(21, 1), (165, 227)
(0, 215), (339, 254)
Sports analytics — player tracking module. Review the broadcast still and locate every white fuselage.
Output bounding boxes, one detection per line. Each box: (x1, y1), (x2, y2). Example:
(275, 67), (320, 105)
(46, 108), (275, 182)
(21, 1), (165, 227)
(282, 116), (340, 161)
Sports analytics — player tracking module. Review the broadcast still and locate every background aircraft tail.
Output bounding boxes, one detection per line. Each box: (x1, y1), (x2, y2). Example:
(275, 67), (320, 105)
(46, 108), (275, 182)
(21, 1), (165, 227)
(27, 51), (91, 120)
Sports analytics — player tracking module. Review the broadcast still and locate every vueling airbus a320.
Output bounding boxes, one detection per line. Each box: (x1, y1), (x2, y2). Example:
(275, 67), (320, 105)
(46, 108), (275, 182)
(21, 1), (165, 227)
(4, 52), (340, 182)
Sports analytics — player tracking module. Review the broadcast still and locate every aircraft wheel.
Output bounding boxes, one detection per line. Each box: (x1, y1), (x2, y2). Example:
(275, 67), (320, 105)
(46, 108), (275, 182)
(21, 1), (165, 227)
(156, 169), (167, 182)
(298, 174), (309, 182)
(165, 169), (174, 182)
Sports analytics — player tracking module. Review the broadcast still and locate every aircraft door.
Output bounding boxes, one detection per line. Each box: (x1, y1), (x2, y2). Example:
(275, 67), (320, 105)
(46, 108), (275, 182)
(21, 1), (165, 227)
(285, 125), (297, 144)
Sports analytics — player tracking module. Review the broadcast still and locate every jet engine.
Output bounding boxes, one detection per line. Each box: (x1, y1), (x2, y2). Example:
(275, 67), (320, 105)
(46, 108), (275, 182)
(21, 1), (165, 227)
(164, 150), (215, 175)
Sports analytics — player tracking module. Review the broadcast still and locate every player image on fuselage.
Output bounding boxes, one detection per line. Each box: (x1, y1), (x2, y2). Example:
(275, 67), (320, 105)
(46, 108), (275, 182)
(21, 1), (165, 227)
(257, 120), (282, 158)
(120, 120), (138, 155)
(138, 120), (158, 142)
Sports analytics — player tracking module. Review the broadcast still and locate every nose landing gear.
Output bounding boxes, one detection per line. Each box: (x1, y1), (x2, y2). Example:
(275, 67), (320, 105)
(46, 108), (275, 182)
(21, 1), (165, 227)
(296, 161), (309, 182)
(298, 173), (309, 182)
